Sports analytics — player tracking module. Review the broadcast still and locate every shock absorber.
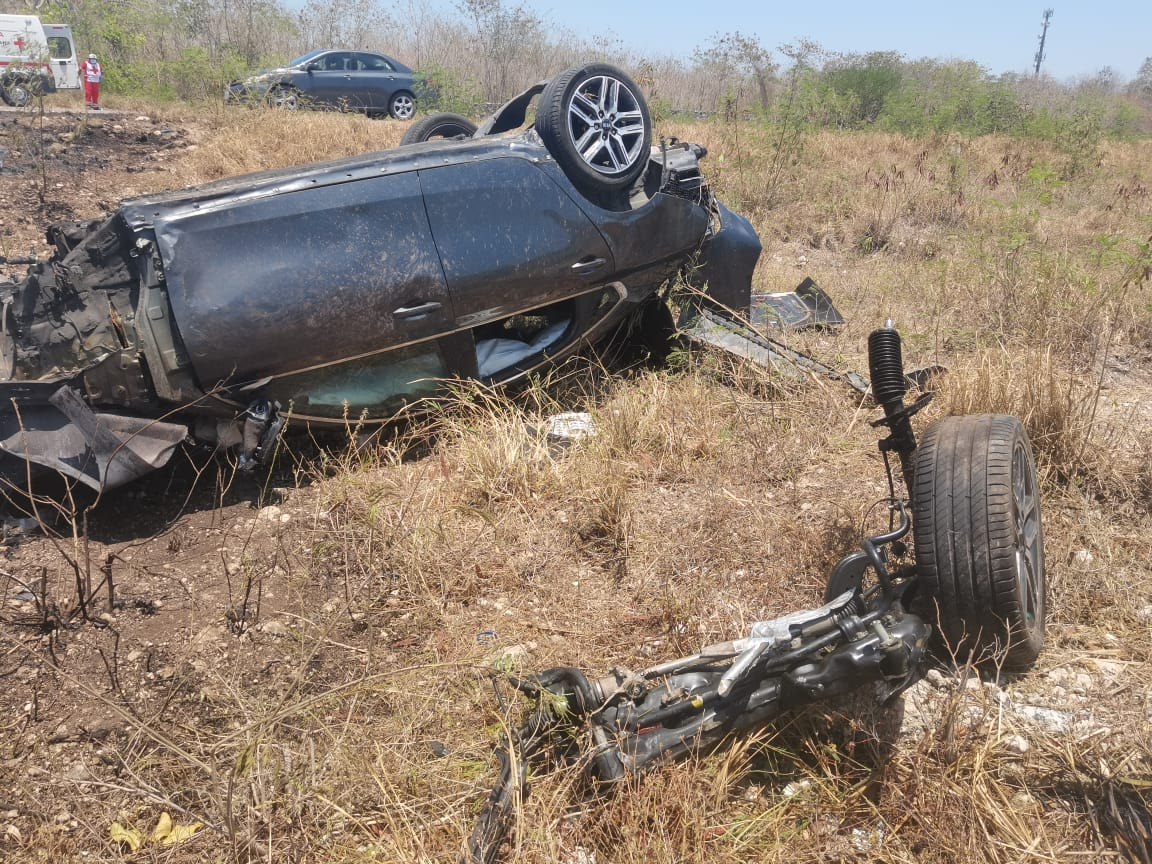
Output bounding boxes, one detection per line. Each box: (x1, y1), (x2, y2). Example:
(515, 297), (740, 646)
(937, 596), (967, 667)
(868, 321), (924, 491)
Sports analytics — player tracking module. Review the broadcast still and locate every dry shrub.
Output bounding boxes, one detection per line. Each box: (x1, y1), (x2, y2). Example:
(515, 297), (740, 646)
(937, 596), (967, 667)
(933, 346), (1102, 481)
(174, 108), (407, 184)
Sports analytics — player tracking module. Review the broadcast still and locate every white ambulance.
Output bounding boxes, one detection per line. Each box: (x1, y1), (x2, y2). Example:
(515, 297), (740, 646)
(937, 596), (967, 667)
(0, 14), (80, 106)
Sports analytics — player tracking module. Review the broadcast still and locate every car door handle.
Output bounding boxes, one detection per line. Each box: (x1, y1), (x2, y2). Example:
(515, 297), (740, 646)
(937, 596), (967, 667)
(394, 301), (442, 320)
(571, 257), (607, 276)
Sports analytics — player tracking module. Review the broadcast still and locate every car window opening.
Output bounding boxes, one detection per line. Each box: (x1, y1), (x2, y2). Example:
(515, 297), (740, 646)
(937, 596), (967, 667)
(261, 342), (447, 419)
(476, 318), (570, 378)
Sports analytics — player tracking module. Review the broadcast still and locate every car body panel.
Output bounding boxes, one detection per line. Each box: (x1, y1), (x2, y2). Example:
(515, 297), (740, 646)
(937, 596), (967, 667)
(421, 158), (614, 326)
(0, 113), (763, 492)
(146, 171), (451, 386)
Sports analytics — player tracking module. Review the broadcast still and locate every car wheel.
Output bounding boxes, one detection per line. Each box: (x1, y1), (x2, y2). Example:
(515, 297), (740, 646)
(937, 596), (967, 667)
(3, 81), (31, 108)
(389, 91), (416, 120)
(912, 414), (1046, 670)
(399, 112), (477, 145)
(535, 62), (652, 199)
(268, 86), (300, 110)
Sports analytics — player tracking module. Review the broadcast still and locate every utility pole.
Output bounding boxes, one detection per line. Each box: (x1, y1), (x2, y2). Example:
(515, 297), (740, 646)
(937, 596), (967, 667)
(1033, 8), (1053, 76)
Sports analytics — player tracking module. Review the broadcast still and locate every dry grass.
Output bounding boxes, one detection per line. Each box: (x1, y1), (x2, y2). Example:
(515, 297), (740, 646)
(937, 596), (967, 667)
(2, 106), (1151, 863)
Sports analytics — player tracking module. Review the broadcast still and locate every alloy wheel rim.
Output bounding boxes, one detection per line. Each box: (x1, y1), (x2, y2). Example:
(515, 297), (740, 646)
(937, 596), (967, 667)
(393, 95), (414, 119)
(565, 74), (646, 176)
(1012, 441), (1043, 634)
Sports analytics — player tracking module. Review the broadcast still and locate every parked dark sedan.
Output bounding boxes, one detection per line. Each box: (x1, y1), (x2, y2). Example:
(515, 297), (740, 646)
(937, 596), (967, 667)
(1, 62), (762, 492)
(225, 49), (424, 119)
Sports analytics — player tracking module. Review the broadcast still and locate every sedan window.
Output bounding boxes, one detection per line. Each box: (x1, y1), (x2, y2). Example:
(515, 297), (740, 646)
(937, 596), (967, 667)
(262, 342), (448, 420)
(357, 53), (395, 72)
(321, 52), (354, 72)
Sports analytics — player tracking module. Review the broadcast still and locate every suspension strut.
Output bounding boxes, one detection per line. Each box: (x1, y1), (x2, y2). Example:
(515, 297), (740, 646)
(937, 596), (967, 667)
(867, 322), (930, 491)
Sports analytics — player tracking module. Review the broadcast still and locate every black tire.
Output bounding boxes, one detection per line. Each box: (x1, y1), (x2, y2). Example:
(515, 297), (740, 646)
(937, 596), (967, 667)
(399, 112), (477, 145)
(912, 414), (1045, 670)
(534, 62), (652, 200)
(388, 91), (416, 120)
(268, 85), (300, 110)
(3, 80), (31, 108)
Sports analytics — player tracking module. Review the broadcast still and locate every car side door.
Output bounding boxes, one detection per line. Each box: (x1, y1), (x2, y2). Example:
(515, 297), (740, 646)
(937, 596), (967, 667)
(420, 156), (614, 329)
(301, 51), (359, 108)
(354, 52), (400, 111)
(154, 170), (457, 410)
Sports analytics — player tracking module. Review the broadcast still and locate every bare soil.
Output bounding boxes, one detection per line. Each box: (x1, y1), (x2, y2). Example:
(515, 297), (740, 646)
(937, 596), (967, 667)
(0, 109), (329, 845)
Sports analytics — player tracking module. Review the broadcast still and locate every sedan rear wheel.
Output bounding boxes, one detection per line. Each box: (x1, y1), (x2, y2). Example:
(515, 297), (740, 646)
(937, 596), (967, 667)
(535, 63), (652, 201)
(389, 91), (416, 120)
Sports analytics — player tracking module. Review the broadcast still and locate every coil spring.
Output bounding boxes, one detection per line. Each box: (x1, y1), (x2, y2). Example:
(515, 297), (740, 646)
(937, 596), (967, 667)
(868, 326), (906, 407)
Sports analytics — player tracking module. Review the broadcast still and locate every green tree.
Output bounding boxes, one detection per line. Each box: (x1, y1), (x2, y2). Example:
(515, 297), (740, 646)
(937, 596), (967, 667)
(822, 50), (904, 126)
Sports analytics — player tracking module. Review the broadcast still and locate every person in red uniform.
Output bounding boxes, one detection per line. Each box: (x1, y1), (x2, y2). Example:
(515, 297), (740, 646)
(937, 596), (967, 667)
(79, 53), (102, 109)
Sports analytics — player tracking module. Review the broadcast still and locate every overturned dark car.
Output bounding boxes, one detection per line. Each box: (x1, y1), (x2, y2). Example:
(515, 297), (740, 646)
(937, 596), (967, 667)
(1, 63), (764, 493)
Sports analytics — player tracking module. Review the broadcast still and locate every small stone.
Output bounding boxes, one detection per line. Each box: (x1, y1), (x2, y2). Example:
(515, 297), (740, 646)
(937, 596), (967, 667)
(782, 778), (813, 798)
(53, 812), (71, 825)
(1015, 705), (1071, 733)
(1072, 549), (1094, 569)
(500, 644), (531, 665)
(82, 718), (121, 740)
(258, 620), (290, 638)
(925, 668), (949, 689)
(1003, 734), (1030, 754)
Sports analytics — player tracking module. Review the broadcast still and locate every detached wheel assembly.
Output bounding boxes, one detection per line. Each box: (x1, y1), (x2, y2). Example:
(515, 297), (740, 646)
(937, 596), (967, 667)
(535, 62), (652, 200)
(400, 112), (477, 145)
(912, 414), (1046, 669)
